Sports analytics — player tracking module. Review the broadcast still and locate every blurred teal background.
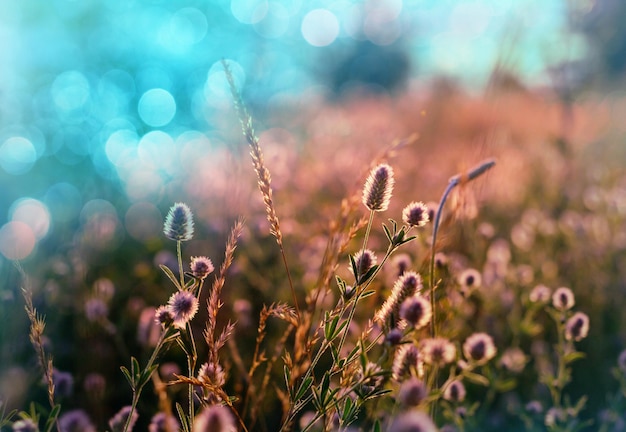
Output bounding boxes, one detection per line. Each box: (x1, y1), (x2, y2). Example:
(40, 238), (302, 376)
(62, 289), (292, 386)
(0, 0), (610, 263)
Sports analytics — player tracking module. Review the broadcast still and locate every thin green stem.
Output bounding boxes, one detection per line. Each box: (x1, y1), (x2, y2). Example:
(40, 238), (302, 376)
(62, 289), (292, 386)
(177, 241), (184, 290)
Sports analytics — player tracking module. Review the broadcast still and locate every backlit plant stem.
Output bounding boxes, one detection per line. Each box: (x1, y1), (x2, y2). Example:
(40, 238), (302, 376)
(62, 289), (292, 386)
(429, 159), (495, 337)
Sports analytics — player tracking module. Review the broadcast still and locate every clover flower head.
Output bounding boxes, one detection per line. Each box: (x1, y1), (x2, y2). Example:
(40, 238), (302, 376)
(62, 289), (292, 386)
(12, 419), (38, 432)
(458, 268), (482, 291)
(351, 249), (377, 281)
(443, 380), (466, 403)
(163, 202), (194, 241)
(166, 290), (199, 329)
(109, 406), (138, 432)
(58, 410), (96, 432)
(392, 343), (420, 381)
(198, 362), (226, 387)
(154, 306), (174, 327)
(421, 337), (457, 366)
(362, 164), (395, 212)
(389, 411), (438, 432)
(398, 377), (427, 407)
(375, 271), (423, 325)
(529, 284), (551, 303)
(149, 413), (181, 432)
(565, 312), (589, 341)
(399, 295), (432, 330)
(402, 201), (430, 227)
(552, 287), (575, 311)
(190, 256), (215, 280)
(463, 332), (497, 365)
(192, 405), (237, 432)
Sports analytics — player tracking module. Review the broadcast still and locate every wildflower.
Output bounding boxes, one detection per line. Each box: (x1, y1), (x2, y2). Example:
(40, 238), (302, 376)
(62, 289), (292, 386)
(458, 268), (481, 291)
(463, 333), (497, 365)
(167, 290), (199, 329)
(565, 312), (589, 341)
(529, 284), (551, 303)
(198, 362), (226, 387)
(149, 413), (180, 432)
(52, 369), (74, 398)
(154, 306), (174, 327)
(392, 344), (420, 381)
(84, 298), (108, 322)
(398, 377), (427, 406)
(351, 249), (377, 282)
(192, 405), (236, 432)
(163, 202), (194, 241)
(375, 271), (423, 325)
(399, 295), (432, 330)
(357, 362), (385, 393)
(425, 201), (438, 224)
(362, 163), (395, 212)
(385, 328), (403, 345)
(402, 201), (430, 227)
(545, 407), (566, 427)
(93, 277), (115, 301)
(434, 252), (448, 269)
(108, 406), (138, 432)
(391, 253), (411, 277)
(12, 419), (38, 432)
(58, 410), (96, 432)
(500, 347), (527, 373)
(389, 411), (438, 432)
(552, 287), (575, 311)
(526, 400), (543, 415)
(190, 256), (214, 280)
(443, 380), (466, 403)
(421, 338), (456, 366)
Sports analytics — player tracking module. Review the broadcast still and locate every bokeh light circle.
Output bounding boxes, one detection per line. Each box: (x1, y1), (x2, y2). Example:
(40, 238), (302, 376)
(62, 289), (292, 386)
(231, 0), (268, 24)
(254, 3), (290, 39)
(301, 9), (339, 47)
(0, 221), (36, 260)
(169, 7), (208, 46)
(0, 136), (37, 174)
(138, 88), (176, 127)
(10, 198), (51, 240)
(125, 202), (163, 241)
(51, 70), (91, 112)
(204, 60), (246, 104)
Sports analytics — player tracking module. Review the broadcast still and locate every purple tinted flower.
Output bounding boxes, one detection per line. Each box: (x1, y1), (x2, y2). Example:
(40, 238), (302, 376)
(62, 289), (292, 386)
(552, 287), (575, 311)
(163, 203), (194, 241)
(421, 338), (456, 366)
(109, 406), (138, 432)
(192, 405), (236, 432)
(362, 164), (395, 212)
(149, 413), (180, 432)
(463, 333), (497, 365)
(389, 411), (437, 432)
(399, 295), (432, 330)
(167, 291), (199, 329)
(58, 410), (96, 432)
(565, 312), (589, 341)
(12, 419), (38, 432)
(443, 380), (466, 403)
(190, 256), (214, 280)
(402, 201), (430, 227)
(398, 377), (427, 406)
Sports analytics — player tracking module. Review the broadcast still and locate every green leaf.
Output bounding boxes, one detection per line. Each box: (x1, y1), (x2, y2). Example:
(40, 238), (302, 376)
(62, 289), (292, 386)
(44, 405), (61, 432)
(383, 224), (393, 243)
(335, 276), (346, 291)
(464, 371), (490, 387)
(373, 419), (382, 432)
(324, 314), (339, 342)
(131, 357), (141, 379)
(563, 351), (586, 364)
(120, 366), (134, 389)
(176, 402), (190, 432)
(284, 366), (292, 398)
(494, 378), (517, 393)
(295, 376), (314, 402)
(349, 254), (358, 282)
(359, 264), (379, 285)
(138, 364), (159, 389)
(160, 264), (182, 290)
(320, 372), (331, 406)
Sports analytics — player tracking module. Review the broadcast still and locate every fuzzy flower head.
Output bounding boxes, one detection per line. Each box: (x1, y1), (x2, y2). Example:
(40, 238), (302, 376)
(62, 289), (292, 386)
(374, 271), (423, 325)
(500, 347), (527, 373)
(192, 405), (236, 432)
(12, 419), (38, 432)
(463, 332), (497, 365)
(392, 343), (420, 381)
(166, 290), (199, 329)
(362, 163), (395, 212)
(149, 413), (180, 432)
(458, 268), (482, 292)
(402, 201), (430, 227)
(399, 295), (432, 330)
(154, 306), (174, 327)
(389, 411), (438, 432)
(398, 377), (427, 407)
(58, 410), (96, 432)
(351, 249), (377, 282)
(552, 287), (575, 311)
(197, 362), (226, 387)
(109, 406), (138, 432)
(391, 253), (412, 277)
(443, 380), (466, 403)
(421, 337), (457, 366)
(529, 284), (551, 303)
(565, 312), (589, 342)
(163, 203), (194, 241)
(190, 256), (214, 280)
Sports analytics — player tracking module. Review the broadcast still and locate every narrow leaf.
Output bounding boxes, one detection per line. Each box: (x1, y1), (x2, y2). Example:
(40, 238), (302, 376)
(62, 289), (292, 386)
(44, 405), (61, 432)
(160, 264), (182, 290)
(295, 376), (314, 402)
